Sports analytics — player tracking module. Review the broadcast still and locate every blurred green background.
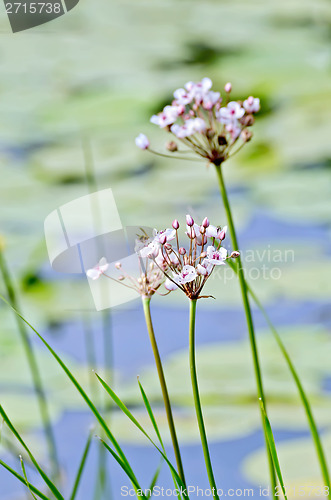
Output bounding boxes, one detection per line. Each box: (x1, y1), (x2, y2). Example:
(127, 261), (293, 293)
(0, 0), (331, 498)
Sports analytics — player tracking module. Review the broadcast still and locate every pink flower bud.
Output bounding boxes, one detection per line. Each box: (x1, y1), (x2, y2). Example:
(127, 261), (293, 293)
(217, 226), (227, 241)
(231, 251), (240, 258)
(190, 227), (196, 239)
(186, 214), (194, 227)
(172, 219), (179, 230)
(159, 233), (167, 245)
(135, 133), (150, 150)
(202, 217), (209, 228)
(179, 247), (186, 255)
(199, 225), (206, 235)
(224, 82), (232, 93)
(115, 262), (122, 269)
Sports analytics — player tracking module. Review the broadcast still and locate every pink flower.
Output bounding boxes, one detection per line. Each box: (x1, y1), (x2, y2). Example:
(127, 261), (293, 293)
(218, 101), (245, 124)
(243, 96), (260, 113)
(226, 123), (241, 140)
(205, 224), (219, 238)
(202, 91), (221, 110)
(172, 265), (197, 285)
(135, 133), (150, 150)
(86, 257), (109, 280)
(150, 105), (181, 128)
(197, 260), (213, 276)
(205, 246), (228, 265)
(139, 241), (160, 258)
(173, 88), (193, 105)
(153, 228), (176, 243)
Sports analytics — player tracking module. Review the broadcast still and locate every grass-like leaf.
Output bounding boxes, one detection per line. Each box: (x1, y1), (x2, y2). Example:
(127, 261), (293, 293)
(146, 459), (163, 499)
(227, 260), (331, 490)
(259, 399), (287, 500)
(0, 295), (141, 493)
(95, 373), (189, 499)
(20, 455), (38, 500)
(69, 428), (94, 500)
(98, 437), (147, 498)
(0, 405), (64, 500)
(0, 458), (50, 500)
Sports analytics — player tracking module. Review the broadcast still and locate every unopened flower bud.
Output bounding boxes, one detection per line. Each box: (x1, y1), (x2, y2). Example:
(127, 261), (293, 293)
(241, 129), (253, 142)
(118, 275), (125, 281)
(240, 114), (255, 127)
(199, 225), (206, 235)
(190, 227), (196, 239)
(186, 214), (194, 227)
(200, 251), (207, 258)
(224, 82), (232, 93)
(218, 230), (226, 241)
(206, 129), (216, 139)
(179, 247), (186, 255)
(115, 262), (122, 269)
(172, 219), (179, 230)
(159, 233), (167, 245)
(202, 217), (209, 228)
(218, 135), (227, 146)
(231, 251), (240, 259)
(167, 141), (178, 152)
(217, 226), (227, 241)
(135, 133), (150, 150)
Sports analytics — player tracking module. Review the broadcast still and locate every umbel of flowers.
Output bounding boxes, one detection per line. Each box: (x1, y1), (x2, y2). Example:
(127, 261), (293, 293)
(138, 215), (239, 299)
(135, 77), (260, 165)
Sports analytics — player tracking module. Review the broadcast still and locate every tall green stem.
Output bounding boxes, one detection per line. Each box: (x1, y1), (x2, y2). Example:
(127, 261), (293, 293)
(189, 299), (219, 499)
(214, 164), (277, 496)
(142, 296), (186, 488)
(0, 249), (60, 481)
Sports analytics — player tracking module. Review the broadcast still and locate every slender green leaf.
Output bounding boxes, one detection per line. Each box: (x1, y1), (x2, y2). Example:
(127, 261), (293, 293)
(98, 438), (146, 499)
(138, 380), (164, 450)
(0, 459), (50, 500)
(146, 459), (163, 499)
(138, 380), (181, 500)
(69, 429), (93, 500)
(0, 294), (140, 489)
(259, 399), (287, 500)
(20, 455), (38, 500)
(95, 373), (189, 498)
(0, 405), (64, 500)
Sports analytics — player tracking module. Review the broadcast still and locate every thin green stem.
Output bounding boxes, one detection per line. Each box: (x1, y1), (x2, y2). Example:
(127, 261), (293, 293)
(142, 296), (186, 489)
(0, 249), (60, 482)
(189, 299), (219, 500)
(214, 164), (277, 497)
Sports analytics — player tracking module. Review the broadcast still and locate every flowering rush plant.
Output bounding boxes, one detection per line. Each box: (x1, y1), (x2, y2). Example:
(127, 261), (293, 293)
(135, 77), (260, 165)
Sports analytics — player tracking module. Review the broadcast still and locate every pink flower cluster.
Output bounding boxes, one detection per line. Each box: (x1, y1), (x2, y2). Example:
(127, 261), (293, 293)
(137, 215), (240, 300)
(136, 78), (260, 165)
